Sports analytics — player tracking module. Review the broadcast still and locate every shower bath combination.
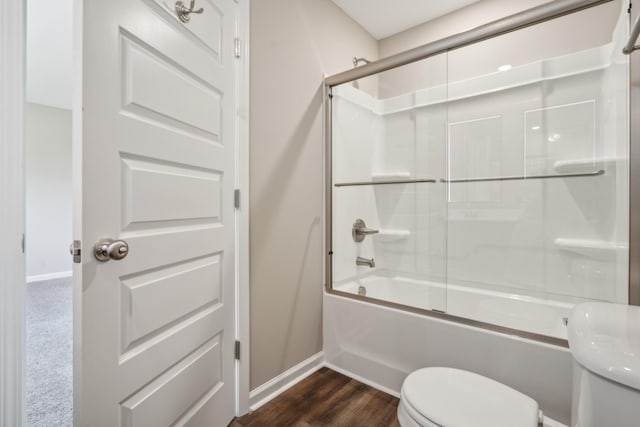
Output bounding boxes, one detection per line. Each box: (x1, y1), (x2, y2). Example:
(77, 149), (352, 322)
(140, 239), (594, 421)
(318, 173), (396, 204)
(323, 0), (635, 423)
(326, 0), (630, 343)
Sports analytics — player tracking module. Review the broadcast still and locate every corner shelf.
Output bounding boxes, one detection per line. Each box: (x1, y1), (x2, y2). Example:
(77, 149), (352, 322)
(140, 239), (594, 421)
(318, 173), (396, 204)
(553, 158), (620, 174)
(371, 171), (411, 181)
(377, 229), (411, 242)
(554, 237), (627, 261)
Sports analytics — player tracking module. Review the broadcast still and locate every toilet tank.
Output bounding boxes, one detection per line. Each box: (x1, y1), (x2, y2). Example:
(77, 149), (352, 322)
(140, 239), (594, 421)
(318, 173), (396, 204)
(568, 302), (640, 427)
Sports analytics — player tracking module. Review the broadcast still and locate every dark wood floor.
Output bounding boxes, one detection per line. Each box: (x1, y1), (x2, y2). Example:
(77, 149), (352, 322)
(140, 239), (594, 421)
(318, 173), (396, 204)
(230, 367), (401, 427)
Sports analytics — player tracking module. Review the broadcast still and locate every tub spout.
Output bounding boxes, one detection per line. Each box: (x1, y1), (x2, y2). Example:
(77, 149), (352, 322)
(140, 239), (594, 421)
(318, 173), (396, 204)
(356, 256), (375, 268)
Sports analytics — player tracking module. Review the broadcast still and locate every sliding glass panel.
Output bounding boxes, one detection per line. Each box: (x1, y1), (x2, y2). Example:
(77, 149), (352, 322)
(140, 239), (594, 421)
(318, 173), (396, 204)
(444, 0), (628, 338)
(331, 55), (448, 313)
(329, 0), (628, 342)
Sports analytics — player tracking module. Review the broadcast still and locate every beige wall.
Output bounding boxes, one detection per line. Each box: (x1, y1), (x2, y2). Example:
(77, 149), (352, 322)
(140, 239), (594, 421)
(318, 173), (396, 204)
(249, 0), (377, 389)
(380, 0), (556, 56)
(25, 103), (72, 278)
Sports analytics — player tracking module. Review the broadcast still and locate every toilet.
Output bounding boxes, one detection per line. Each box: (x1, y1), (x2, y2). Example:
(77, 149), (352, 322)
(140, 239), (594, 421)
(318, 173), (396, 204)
(397, 367), (541, 427)
(567, 302), (640, 427)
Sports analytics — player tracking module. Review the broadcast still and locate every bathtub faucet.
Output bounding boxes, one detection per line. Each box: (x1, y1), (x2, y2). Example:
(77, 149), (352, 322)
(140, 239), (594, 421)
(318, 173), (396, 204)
(356, 256), (375, 268)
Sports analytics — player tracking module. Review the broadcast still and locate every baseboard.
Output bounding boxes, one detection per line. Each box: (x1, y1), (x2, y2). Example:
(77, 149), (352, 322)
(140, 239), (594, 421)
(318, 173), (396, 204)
(324, 361), (401, 398)
(543, 416), (567, 427)
(248, 351), (325, 411)
(26, 270), (72, 283)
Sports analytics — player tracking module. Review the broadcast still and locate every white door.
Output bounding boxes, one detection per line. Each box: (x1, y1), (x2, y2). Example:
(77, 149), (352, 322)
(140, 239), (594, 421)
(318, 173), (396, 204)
(79, 0), (237, 425)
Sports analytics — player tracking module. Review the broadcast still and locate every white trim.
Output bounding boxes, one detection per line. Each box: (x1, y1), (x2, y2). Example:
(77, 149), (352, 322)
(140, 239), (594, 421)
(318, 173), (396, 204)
(235, 0), (251, 417)
(26, 270), (72, 283)
(542, 416), (568, 427)
(248, 352), (325, 411)
(323, 362), (401, 399)
(0, 0), (26, 425)
(71, 0), (83, 424)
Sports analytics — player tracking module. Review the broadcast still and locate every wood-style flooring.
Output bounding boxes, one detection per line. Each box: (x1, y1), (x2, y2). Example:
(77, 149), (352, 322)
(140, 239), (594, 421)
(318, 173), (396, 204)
(230, 367), (401, 427)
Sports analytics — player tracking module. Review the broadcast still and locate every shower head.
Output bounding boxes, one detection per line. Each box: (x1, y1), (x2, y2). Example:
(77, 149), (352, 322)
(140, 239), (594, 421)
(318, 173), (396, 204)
(352, 57), (371, 68)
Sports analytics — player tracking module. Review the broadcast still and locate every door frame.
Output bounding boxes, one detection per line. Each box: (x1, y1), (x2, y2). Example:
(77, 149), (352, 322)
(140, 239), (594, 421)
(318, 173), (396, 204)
(0, 0), (26, 425)
(236, 0), (251, 416)
(0, 0), (250, 425)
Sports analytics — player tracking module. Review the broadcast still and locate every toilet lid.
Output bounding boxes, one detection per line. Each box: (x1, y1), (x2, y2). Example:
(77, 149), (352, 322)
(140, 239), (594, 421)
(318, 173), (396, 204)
(401, 367), (539, 427)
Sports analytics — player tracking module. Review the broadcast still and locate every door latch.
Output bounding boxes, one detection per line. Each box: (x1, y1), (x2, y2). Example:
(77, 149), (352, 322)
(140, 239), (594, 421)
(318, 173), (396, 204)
(69, 240), (82, 263)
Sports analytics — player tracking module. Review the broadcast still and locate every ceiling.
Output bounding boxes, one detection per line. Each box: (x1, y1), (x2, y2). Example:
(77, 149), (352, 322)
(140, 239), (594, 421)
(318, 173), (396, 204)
(331, 0), (482, 40)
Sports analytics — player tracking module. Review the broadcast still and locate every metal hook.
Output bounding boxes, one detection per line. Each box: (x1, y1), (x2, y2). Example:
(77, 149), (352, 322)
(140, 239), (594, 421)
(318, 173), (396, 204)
(175, 0), (204, 23)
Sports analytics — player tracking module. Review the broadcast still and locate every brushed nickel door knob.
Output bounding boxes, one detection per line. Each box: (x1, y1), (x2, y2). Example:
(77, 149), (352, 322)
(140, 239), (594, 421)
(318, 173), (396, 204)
(94, 238), (129, 262)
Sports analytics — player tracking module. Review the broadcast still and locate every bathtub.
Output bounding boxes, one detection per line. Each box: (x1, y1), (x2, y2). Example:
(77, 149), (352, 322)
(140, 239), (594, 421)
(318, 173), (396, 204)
(334, 275), (574, 339)
(323, 284), (575, 424)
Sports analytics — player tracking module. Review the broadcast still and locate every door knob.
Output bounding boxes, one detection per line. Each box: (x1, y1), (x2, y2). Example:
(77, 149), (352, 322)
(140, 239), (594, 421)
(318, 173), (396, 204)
(94, 238), (129, 262)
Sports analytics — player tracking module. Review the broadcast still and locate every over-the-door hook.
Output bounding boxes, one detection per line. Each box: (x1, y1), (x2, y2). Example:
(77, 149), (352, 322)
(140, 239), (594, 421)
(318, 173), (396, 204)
(175, 0), (204, 23)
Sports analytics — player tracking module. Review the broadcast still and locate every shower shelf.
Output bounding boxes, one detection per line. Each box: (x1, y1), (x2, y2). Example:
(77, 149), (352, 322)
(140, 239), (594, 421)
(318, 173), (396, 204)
(372, 171), (411, 180)
(377, 229), (411, 242)
(554, 238), (627, 261)
(553, 158), (620, 174)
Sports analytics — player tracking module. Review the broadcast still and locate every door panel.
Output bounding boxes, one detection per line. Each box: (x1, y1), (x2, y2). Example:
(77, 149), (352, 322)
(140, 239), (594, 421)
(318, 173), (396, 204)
(120, 155), (223, 226)
(120, 253), (222, 351)
(81, 0), (236, 425)
(120, 336), (223, 427)
(121, 33), (223, 140)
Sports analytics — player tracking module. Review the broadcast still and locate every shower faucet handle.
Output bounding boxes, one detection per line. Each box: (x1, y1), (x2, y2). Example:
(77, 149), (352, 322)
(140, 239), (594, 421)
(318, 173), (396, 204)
(352, 218), (379, 242)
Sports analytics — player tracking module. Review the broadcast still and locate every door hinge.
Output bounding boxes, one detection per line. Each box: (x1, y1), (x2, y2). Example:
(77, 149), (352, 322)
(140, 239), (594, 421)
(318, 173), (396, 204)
(70, 240), (82, 264)
(21, 233), (25, 253)
(234, 37), (241, 58)
(235, 340), (241, 360)
(233, 37), (240, 58)
(234, 188), (241, 209)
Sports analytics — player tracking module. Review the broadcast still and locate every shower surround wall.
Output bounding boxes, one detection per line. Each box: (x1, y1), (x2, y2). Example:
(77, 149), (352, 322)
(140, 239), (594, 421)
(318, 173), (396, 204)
(333, 38), (629, 326)
(332, 0), (628, 323)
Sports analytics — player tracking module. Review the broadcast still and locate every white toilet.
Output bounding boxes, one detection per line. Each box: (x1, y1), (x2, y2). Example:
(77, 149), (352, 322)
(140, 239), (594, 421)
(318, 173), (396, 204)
(567, 302), (640, 427)
(397, 367), (541, 427)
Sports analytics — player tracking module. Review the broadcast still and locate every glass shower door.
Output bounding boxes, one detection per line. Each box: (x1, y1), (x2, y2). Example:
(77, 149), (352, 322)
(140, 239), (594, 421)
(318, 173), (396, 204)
(443, 0), (629, 338)
(330, 55), (449, 314)
(328, 0), (629, 342)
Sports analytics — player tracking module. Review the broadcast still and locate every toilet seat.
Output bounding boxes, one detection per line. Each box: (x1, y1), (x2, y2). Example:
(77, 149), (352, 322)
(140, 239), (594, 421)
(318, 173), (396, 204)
(398, 367), (539, 427)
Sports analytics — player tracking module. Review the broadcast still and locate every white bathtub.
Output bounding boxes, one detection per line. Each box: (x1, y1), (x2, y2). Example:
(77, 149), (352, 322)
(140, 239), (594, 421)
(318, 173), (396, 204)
(323, 288), (574, 424)
(334, 275), (574, 339)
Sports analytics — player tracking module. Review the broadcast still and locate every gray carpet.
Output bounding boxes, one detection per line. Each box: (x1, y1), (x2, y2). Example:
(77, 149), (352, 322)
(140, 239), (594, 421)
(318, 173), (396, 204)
(27, 277), (73, 427)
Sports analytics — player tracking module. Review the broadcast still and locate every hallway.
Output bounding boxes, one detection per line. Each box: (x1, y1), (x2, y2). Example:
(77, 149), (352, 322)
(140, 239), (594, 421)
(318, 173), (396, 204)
(26, 277), (72, 426)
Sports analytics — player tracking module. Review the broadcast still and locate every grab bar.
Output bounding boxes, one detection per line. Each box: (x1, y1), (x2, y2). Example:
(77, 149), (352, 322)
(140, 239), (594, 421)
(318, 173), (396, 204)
(334, 178), (437, 187)
(441, 169), (604, 183)
(623, 15), (640, 54)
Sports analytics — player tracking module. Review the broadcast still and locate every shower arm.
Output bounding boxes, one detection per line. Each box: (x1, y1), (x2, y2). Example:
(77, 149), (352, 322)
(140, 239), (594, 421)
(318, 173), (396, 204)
(352, 57), (371, 68)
